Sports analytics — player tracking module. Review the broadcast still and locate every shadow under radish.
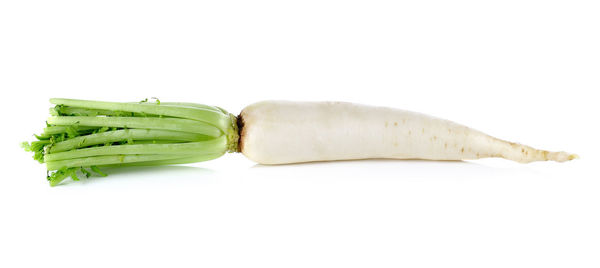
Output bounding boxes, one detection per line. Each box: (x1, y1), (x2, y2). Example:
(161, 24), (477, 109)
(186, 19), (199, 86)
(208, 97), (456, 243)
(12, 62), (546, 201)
(249, 158), (542, 182)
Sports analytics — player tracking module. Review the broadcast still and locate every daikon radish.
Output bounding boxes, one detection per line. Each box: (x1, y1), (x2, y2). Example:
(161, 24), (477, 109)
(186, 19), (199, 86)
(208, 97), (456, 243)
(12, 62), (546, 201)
(23, 99), (576, 186)
(239, 101), (577, 164)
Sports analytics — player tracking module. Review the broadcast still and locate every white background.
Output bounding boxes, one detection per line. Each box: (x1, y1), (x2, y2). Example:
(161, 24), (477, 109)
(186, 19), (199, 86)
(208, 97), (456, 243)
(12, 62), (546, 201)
(1, 1), (598, 267)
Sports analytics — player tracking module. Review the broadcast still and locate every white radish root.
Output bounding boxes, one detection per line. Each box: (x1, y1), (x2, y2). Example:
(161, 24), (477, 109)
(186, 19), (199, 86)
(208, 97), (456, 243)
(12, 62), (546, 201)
(239, 101), (577, 164)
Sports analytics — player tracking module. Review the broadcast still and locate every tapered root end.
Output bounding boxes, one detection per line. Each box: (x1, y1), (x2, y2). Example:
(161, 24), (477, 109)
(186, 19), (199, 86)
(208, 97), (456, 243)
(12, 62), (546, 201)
(546, 151), (579, 162)
(498, 141), (578, 163)
(515, 150), (579, 163)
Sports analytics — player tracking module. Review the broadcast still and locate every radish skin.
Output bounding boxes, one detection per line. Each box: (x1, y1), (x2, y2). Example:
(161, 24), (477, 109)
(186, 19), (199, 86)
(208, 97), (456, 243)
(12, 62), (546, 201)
(239, 101), (576, 164)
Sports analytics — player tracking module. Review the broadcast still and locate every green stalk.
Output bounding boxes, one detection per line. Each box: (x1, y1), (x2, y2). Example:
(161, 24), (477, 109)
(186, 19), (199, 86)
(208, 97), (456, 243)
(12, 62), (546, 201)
(108, 153), (224, 167)
(45, 137), (227, 161)
(43, 125), (99, 135)
(50, 98), (231, 130)
(47, 116), (222, 137)
(45, 154), (208, 170)
(48, 129), (210, 153)
(142, 102), (223, 113)
(125, 140), (187, 144)
(50, 106), (159, 117)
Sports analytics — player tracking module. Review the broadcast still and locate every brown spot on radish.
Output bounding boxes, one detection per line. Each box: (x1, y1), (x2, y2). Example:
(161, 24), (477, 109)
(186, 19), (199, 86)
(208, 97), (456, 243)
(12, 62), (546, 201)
(237, 112), (247, 153)
(433, 136), (437, 140)
(394, 142), (398, 147)
(394, 122), (398, 126)
(461, 147), (464, 153)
